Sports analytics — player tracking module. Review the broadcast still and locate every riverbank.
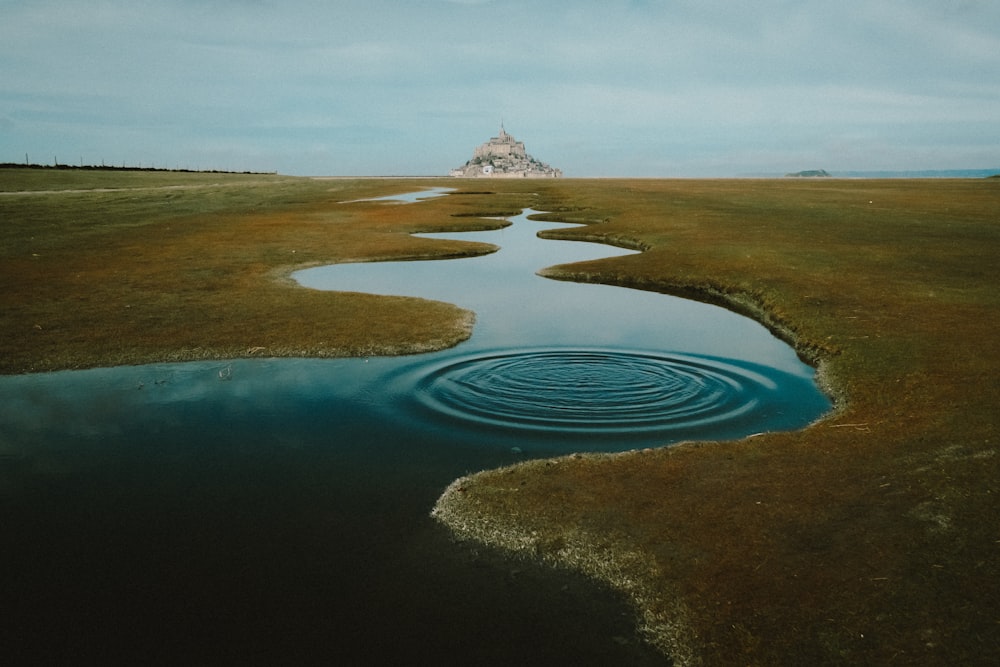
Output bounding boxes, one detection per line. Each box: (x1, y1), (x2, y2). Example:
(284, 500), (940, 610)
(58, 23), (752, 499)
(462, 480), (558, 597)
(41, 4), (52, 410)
(3, 172), (998, 663)
(433, 178), (1000, 664)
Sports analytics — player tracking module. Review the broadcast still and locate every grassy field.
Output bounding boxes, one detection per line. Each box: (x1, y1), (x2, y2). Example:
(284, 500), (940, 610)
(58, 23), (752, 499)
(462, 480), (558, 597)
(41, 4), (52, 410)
(3, 170), (998, 663)
(0, 173), (516, 372)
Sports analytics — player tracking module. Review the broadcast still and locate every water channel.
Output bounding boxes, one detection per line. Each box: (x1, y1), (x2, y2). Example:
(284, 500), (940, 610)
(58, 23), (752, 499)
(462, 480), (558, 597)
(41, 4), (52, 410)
(0, 189), (830, 664)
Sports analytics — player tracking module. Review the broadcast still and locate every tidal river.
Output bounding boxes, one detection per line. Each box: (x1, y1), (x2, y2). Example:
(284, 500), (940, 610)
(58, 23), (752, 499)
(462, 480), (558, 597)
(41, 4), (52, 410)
(0, 191), (829, 664)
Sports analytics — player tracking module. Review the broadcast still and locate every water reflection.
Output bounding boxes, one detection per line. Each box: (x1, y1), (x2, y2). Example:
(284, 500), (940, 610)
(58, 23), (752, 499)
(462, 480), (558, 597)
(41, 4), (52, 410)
(345, 185), (454, 204)
(292, 209), (828, 451)
(0, 197), (828, 663)
(299, 209), (808, 369)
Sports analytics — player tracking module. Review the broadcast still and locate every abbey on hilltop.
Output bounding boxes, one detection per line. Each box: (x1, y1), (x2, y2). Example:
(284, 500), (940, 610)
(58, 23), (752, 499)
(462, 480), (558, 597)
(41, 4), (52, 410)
(450, 124), (562, 178)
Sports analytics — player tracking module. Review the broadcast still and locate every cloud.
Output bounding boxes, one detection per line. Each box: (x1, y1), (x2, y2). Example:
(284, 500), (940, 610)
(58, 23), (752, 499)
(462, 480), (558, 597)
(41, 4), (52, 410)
(2, 0), (998, 175)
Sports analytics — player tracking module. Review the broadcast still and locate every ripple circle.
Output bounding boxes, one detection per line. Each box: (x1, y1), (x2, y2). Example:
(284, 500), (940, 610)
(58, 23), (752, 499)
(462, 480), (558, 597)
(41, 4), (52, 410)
(406, 349), (777, 434)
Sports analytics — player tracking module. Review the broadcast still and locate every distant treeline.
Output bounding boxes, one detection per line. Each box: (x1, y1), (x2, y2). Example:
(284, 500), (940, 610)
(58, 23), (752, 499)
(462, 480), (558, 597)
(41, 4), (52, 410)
(0, 162), (276, 175)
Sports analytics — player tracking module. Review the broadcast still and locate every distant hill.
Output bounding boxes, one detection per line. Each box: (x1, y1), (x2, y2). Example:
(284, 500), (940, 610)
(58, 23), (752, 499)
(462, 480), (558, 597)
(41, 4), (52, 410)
(785, 169), (830, 178)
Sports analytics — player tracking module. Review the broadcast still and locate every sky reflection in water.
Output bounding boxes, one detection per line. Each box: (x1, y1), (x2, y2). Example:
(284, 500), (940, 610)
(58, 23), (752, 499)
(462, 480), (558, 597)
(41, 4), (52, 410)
(291, 206), (829, 451)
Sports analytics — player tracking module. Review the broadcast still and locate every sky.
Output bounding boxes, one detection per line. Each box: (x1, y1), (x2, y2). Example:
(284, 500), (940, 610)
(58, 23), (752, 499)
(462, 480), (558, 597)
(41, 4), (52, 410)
(2, 0), (999, 177)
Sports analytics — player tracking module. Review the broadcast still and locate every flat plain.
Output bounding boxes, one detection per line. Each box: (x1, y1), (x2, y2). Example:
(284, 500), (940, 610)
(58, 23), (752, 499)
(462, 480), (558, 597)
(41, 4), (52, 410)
(2, 170), (998, 663)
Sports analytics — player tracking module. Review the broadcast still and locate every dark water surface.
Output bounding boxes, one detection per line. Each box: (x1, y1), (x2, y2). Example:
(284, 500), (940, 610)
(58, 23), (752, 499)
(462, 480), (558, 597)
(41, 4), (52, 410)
(0, 198), (829, 664)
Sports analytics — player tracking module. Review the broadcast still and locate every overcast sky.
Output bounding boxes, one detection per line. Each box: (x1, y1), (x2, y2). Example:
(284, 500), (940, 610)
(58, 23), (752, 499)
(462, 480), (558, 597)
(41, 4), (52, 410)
(2, 0), (999, 176)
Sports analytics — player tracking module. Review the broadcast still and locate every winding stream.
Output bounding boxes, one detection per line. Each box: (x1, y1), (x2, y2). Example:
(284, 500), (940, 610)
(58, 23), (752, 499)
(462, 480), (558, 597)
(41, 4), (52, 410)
(0, 192), (829, 663)
(292, 205), (828, 452)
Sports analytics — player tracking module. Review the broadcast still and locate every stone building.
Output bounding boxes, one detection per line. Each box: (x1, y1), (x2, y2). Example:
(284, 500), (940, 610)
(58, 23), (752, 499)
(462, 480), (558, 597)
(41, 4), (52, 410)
(450, 124), (562, 178)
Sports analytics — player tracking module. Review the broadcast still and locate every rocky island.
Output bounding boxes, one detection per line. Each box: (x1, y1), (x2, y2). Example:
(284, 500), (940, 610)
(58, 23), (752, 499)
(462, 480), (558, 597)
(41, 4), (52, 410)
(785, 169), (831, 177)
(450, 124), (562, 178)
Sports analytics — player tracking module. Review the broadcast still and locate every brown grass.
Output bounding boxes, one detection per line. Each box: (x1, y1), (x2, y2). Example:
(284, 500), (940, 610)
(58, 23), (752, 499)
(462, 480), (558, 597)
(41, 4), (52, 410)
(3, 171), (998, 663)
(0, 174), (509, 373)
(434, 178), (1000, 664)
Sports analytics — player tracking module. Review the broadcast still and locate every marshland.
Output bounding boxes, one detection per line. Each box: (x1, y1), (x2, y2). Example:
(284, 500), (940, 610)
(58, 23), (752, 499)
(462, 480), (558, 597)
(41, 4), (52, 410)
(2, 170), (998, 664)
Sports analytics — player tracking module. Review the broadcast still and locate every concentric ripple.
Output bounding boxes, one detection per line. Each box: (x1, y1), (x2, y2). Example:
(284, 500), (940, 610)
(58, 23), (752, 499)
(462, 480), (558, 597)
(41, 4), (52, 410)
(388, 348), (813, 441)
